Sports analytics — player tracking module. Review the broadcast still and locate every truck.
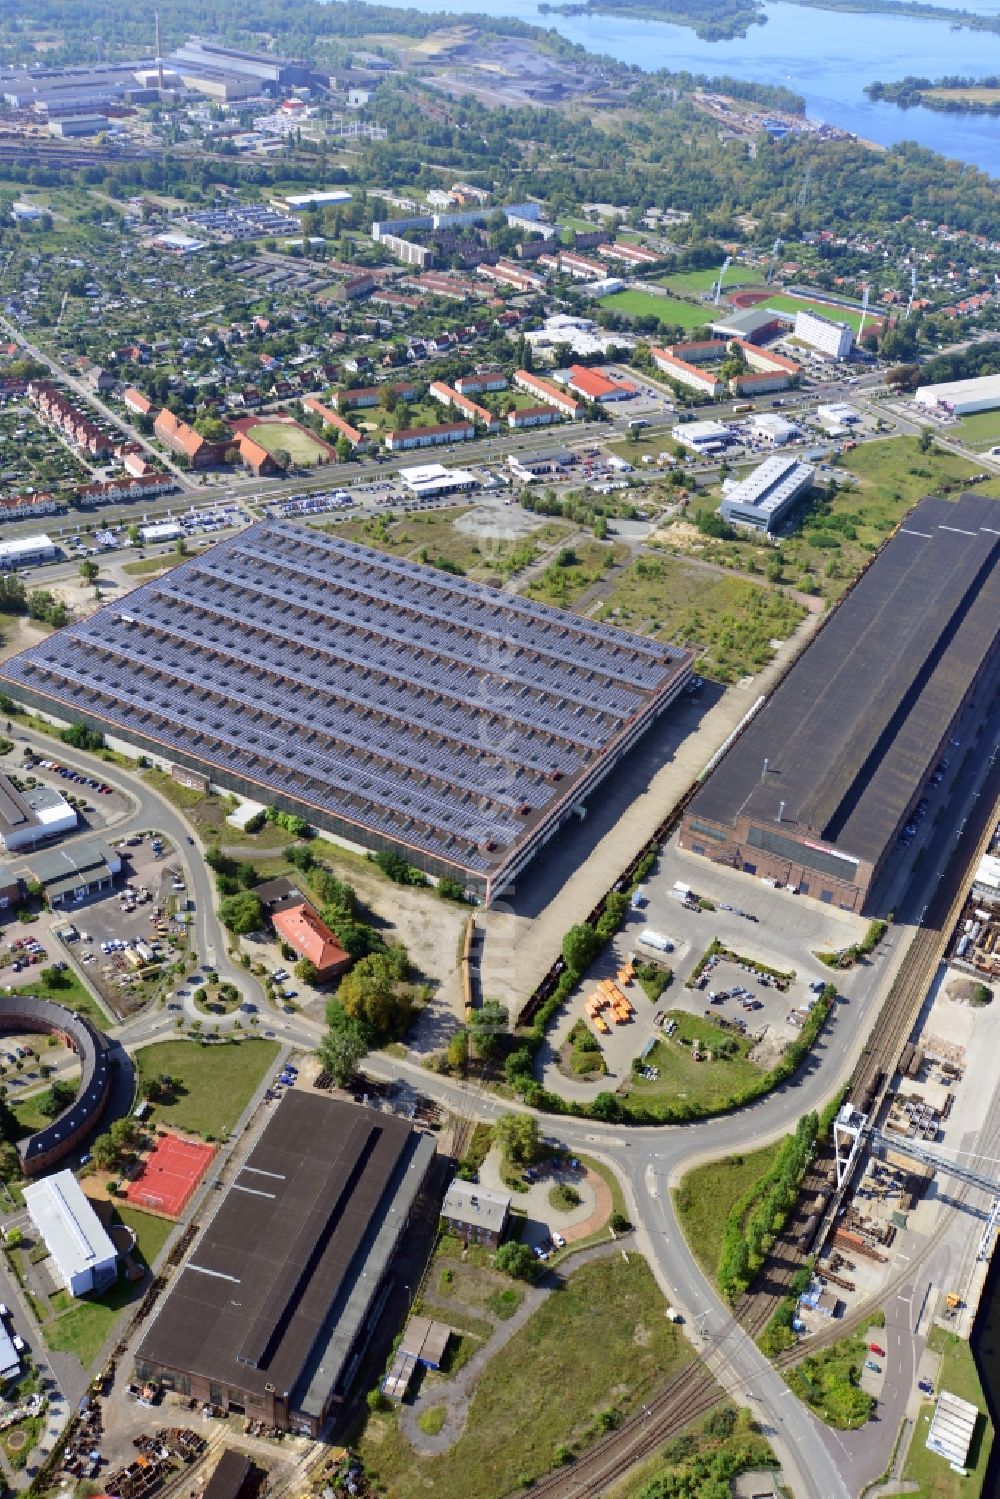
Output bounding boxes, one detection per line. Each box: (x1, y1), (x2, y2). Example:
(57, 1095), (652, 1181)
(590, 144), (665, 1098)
(639, 930), (674, 953)
(665, 1306), (683, 1323)
(672, 881), (693, 901)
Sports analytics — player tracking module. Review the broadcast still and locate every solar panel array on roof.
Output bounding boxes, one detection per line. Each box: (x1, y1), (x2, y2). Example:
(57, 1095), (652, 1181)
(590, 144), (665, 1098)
(0, 521), (692, 895)
(687, 492), (1000, 873)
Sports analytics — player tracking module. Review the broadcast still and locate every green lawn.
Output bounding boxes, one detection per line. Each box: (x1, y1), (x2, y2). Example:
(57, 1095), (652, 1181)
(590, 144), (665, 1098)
(132, 1038), (280, 1138)
(656, 267), (760, 297)
(902, 1327), (993, 1496)
(954, 408), (1000, 449)
(762, 294), (870, 334)
(42, 1206), (172, 1368)
(599, 289), (714, 331)
(673, 1143), (782, 1284)
(621, 1010), (764, 1120)
(359, 1256), (691, 1498)
(8, 969), (107, 1027)
(122, 555), (183, 578)
(595, 554), (805, 682)
(12, 1084), (74, 1138)
(336, 506), (506, 576)
(244, 421), (330, 466)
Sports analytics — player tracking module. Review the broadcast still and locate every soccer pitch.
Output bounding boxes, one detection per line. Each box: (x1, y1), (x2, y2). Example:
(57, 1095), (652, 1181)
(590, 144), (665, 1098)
(244, 421), (329, 466)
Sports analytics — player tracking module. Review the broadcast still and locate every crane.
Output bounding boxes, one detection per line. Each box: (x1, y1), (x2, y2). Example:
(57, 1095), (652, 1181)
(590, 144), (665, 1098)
(713, 255), (732, 306)
(765, 237), (783, 284)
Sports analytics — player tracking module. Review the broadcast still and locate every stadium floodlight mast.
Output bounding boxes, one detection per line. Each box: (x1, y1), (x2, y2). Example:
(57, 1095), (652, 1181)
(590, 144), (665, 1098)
(713, 256), (733, 305)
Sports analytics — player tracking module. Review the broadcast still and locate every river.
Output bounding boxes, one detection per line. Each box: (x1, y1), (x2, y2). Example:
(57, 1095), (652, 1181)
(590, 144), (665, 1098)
(373, 0), (1000, 171)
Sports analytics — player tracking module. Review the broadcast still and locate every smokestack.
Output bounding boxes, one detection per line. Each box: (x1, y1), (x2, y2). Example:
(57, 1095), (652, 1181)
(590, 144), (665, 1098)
(778, 801), (785, 822)
(155, 9), (164, 91)
(762, 757), (770, 777)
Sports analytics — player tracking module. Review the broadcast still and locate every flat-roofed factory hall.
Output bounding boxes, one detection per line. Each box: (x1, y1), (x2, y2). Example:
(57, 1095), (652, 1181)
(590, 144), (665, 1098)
(0, 520), (692, 903)
(680, 492), (1000, 913)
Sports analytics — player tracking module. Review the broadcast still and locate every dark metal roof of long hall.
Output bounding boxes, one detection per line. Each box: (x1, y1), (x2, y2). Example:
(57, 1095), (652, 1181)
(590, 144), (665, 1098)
(135, 1092), (434, 1414)
(690, 492), (1000, 866)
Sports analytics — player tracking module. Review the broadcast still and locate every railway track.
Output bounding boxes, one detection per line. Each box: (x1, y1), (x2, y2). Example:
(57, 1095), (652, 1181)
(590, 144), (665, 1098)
(518, 772), (1000, 1498)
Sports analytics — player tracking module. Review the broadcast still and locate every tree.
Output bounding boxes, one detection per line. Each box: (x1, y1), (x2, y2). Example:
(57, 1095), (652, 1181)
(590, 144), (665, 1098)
(273, 447), (293, 473)
(39, 1079), (77, 1118)
(469, 999), (509, 1060)
(446, 1027), (469, 1072)
(337, 947), (412, 1038)
(316, 1000), (368, 1084)
(492, 1111), (538, 1166)
(0, 1146), (19, 1184)
(218, 891), (263, 935)
(295, 957), (319, 985)
(79, 558), (99, 585)
(39, 965), (68, 989)
(562, 923), (600, 974)
(335, 435), (353, 463)
(110, 1117), (140, 1149)
(91, 1133), (121, 1170)
(3, 1225), (21, 1249)
(494, 1241), (537, 1280)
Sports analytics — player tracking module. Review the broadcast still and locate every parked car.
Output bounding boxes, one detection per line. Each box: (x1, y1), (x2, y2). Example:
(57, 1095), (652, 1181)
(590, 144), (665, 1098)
(864, 1360), (881, 1373)
(868, 1343), (886, 1357)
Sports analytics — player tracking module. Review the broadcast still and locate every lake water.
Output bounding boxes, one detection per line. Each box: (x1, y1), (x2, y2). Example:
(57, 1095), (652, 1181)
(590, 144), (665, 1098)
(374, 0), (1000, 171)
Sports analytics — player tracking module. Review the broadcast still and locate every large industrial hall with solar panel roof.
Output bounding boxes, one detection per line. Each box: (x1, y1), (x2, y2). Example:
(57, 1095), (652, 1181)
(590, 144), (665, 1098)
(679, 493), (1000, 913)
(0, 520), (693, 904)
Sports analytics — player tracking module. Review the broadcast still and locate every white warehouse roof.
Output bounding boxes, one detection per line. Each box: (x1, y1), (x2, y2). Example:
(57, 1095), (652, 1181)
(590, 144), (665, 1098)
(23, 1171), (117, 1288)
(441, 1178), (510, 1234)
(0, 534), (56, 565)
(723, 454), (814, 517)
(914, 372), (1000, 414)
(672, 419), (731, 445)
(926, 1389), (979, 1468)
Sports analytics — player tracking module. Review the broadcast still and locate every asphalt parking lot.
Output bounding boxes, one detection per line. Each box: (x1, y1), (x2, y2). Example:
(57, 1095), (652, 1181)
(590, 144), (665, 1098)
(69, 833), (190, 1018)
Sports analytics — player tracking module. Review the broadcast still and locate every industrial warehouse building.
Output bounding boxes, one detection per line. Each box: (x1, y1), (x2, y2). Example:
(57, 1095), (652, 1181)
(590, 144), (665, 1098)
(679, 493), (1000, 913)
(720, 454), (815, 535)
(134, 1093), (436, 1435)
(0, 522), (692, 905)
(914, 372), (1000, 417)
(0, 774), (76, 852)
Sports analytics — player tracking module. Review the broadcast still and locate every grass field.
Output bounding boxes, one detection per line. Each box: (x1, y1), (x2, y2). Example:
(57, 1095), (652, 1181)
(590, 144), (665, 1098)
(42, 1205), (172, 1367)
(902, 1326), (993, 1496)
(244, 421), (330, 467)
(122, 555), (182, 578)
(132, 1038), (280, 1138)
(595, 554), (805, 681)
(359, 1256), (692, 1498)
(599, 289), (714, 331)
(12, 1083), (74, 1137)
(621, 1010), (764, 1120)
(786, 1330), (874, 1429)
(954, 408), (1000, 448)
(673, 1143), (782, 1284)
(656, 267), (760, 297)
(761, 294), (868, 334)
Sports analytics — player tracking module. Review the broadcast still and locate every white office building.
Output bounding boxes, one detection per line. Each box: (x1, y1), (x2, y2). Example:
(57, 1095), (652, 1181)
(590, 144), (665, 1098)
(24, 1171), (118, 1297)
(816, 402), (861, 427)
(399, 463), (478, 499)
(793, 309), (854, 359)
(720, 454), (815, 535)
(914, 372), (1000, 417)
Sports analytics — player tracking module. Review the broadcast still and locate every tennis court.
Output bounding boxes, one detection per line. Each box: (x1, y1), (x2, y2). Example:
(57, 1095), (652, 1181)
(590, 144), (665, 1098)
(125, 1133), (216, 1217)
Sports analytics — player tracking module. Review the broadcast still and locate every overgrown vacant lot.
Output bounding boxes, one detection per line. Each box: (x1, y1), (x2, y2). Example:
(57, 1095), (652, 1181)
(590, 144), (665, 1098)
(595, 554), (804, 681)
(673, 1143), (782, 1283)
(358, 1256), (691, 1498)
